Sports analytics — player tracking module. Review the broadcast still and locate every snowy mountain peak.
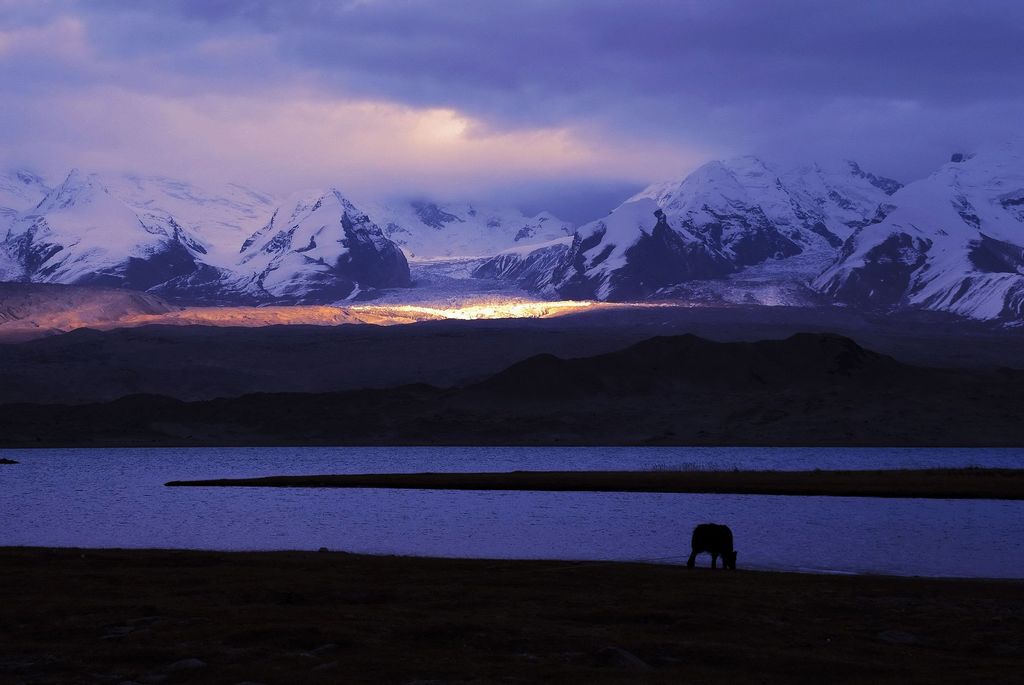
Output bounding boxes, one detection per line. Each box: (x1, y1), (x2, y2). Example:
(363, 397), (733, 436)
(245, 188), (374, 241)
(815, 144), (1024, 320)
(627, 155), (898, 273)
(551, 197), (733, 300)
(3, 168), (214, 289)
(370, 199), (574, 260)
(487, 155), (908, 303)
(2, 166), (571, 301)
(102, 174), (277, 268)
(36, 169), (109, 213)
(6, 169), (49, 199)
(234, 188), (409, 302)
(631, 156), (772, 208)
(4, 146), (1021, 321)
(0, 169), (51, 229)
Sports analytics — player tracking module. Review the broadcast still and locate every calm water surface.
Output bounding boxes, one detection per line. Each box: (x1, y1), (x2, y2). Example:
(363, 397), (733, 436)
(3, 446), (1023, 578)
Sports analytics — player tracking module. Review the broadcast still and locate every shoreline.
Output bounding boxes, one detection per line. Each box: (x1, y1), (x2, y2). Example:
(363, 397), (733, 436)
(2, 547), (1021, 683)
(165, 467), (1024, 500)
(2, 545), (1020, 582)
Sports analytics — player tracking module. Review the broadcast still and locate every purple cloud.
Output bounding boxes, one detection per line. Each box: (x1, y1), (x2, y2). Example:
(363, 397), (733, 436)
(1, 0), (1022, 208)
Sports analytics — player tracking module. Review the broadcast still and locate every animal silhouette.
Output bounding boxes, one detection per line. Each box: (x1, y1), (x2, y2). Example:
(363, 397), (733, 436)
(687, 523), (737, 569)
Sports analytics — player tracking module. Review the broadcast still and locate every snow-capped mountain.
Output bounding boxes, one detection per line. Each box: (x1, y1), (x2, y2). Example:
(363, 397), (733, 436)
(494, 156), (901, 301)
(628, 156), (900, 267)
(0, 171), (413, 303)
(482, 147), (1024, 323)
(2, 171), (49, 279)
(4, 145), (1023, 323)
(0, 170), (50, 217)
(2, 170), (212, 290)
(0, 171), (52, 277)
(0, 166), (582, 301)
(550, 199), (735, 300)
(815, 143), (1024, 321)
(370, 200), (573, 260)
(232, 189), (411, 302)
(102, 175), (277, 268)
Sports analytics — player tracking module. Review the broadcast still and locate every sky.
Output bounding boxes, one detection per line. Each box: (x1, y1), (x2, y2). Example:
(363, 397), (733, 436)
(1, 0), (1022, 221)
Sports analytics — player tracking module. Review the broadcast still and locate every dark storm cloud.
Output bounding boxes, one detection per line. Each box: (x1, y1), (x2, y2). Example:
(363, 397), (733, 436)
(2, 0), (1022, 197)
(68, 0), (1024, 177)
(76, 1), (1024, 110)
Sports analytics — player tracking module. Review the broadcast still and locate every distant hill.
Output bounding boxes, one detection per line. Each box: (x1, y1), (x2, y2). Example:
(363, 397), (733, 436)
(1, 332), (1020, 447)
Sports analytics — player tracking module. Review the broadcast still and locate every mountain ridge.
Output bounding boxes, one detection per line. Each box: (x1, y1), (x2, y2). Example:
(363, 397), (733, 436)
(4, 144), (1024, 323)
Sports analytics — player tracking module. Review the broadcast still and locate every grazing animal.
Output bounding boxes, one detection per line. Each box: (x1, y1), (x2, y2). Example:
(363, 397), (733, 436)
(687, 523), (737, 569)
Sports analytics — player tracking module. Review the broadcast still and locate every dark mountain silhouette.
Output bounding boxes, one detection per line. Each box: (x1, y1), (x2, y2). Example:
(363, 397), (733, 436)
(470, 332), (908, 400)
(0, 332), (1021, 447)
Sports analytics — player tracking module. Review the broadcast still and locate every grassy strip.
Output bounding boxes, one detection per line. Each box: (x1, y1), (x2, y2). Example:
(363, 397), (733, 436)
(1, 547), (1022, 683)
(165, 467), (1024, 500)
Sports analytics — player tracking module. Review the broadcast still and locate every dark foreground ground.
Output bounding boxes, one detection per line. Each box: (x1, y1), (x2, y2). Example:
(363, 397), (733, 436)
(165, 468), (1024, 500)
(1, 549), (1022, 684)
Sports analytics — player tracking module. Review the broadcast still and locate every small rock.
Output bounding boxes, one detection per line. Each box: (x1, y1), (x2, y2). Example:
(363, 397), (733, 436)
(165, 658), (207, 672)
(318, 547), (329, 553)
(0, 458), (19, 465)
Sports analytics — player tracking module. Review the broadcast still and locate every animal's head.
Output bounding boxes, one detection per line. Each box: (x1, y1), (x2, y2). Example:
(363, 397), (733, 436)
(725, 551), (738, 570)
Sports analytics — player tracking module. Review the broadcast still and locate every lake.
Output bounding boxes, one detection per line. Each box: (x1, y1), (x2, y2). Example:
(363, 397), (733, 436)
(3, 446), (1024, 578)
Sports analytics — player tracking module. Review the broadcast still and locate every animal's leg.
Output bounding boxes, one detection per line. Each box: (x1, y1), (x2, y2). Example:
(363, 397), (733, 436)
(686, 551), (697, 568)
(711, 553), (718, 569)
